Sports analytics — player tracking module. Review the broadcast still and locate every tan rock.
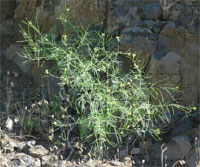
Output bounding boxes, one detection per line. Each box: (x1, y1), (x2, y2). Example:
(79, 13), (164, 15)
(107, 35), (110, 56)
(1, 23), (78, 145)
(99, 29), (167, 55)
(29, 145), (49, 158)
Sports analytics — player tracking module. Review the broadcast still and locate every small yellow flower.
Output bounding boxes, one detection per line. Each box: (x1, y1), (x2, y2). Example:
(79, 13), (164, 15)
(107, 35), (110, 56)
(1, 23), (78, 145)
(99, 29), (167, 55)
(120, 83), (125, 87)
(134, 64), (139, 69)
(28, 21), (32, 25)
(62, 35), (67, 40)
(49, 128), (54, 133)
(66, 8), (70, 12)
(132, 53), (136, 59)
(45, 69), (49, 74)
(116, 36), (120, 41)
(193, 107), (197, 110)
(49, 135), (54, 141)
(127, 112), (131, 116)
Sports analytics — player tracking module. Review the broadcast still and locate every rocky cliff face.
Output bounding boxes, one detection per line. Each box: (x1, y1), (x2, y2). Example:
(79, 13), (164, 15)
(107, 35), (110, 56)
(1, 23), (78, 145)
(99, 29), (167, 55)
(1, 0), (199, 105)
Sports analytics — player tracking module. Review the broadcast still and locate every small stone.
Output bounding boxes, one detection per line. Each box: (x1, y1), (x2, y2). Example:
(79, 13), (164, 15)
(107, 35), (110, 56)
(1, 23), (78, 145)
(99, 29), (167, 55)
(119, 147), (128, 159)
(6, 153), (41, 167)
(1, 138), (19, 153)
(109, 160), (124, 166)
(17, 141), (27, 151)
(132, 148), (141, 155)
(41, 155), (56, 166)
(124, 157), (133, 167)
(0, 156), (9, 167)
(29, 145), (49, 158)
(86, 159), (97, 166)
(54, 160), (74, 167)
(18, 140), (36, 153)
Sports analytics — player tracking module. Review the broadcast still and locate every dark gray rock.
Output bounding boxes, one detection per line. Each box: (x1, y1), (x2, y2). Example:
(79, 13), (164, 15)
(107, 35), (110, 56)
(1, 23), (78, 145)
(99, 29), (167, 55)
(0, 0), (16, 19)
(153, 47), (169, 60)
(158, 34), (171, 47)
(121, 26), (152, 36)
(0, 66), (3, 75)
(154, 141), (183, 161)
(120, 35), (157, 57)
(178, 16), (193, 27)
(0, 100), (6, 112)
(148, 33), (158, 41)
(153, 21), (166, 33)
(119, 146), (128, 159)
(42, 75), (61, 100)
(112, 0), (133, 7)
(137, 2), (162, 20)
(113, 7), (129, 17)
(131, 20), (155, 29)
(186, 145), (200, 167)
(13, 53), (32, 74)
(172, 135), (192, 156)
(171, 118), (194, 136)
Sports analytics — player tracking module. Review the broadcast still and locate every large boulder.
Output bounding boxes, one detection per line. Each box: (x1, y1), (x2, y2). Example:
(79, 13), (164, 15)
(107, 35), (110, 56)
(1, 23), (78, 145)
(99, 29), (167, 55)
(55, 0), (108, 27)
(14, 0), (109, 39)
(136, 2), (162, 20)
(0, 0), (16, 20)
(158, 22), (200, 105)
(14, 0), (57, 40)
(120, 33), (157, 63)
(6, 44), (33, 75)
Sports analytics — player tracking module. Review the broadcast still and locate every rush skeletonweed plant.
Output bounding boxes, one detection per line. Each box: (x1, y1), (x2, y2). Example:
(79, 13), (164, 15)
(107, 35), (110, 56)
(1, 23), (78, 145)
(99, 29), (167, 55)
(20, 10), (191, 157)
